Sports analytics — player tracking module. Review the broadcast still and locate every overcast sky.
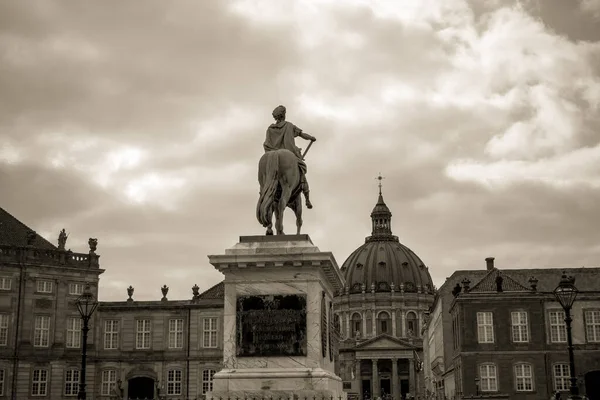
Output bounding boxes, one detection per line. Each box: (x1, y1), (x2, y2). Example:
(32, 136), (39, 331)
(1, 0), (600, 301)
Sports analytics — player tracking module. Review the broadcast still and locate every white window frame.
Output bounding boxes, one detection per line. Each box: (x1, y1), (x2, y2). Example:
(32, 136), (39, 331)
(553, 363), (570, 392)
(136, 319), (151, 349)
(203, 317), (218, 348)
(167, 369), (182, 395)
(101, 370), (117, 396)
(66, 317), (81, 348)
(0, 369), (4, 396)
(584, 310), (600, 342)
(31, 368), (48, 396)
(0, 277), (11, 290)
(0, 314), (9, 346)
(514, 363), (534, 392)
(479, 363), (498, 392)
(477, 312), (494, 343)
(168, 319), (184, 349)
(64, 368), (80, 396)
(549, 310), (567, 343)
(104, 320), (119, 350)
(36, 280), (53, 293)
(68, 283), (84, 295)
(202, 369), (216, 394)
(34, 315), (50, 347)
(511, 311), (529, 343)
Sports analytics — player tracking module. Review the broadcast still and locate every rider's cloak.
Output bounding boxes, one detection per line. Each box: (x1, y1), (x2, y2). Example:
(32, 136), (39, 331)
(264, 121), (307, 174)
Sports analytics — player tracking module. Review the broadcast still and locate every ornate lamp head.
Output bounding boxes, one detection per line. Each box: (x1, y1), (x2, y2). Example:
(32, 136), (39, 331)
(76, 283), (98, 319)
(553, 271), (578, 310)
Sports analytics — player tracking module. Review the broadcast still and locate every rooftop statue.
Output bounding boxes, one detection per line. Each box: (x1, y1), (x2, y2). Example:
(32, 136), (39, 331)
(256, 105), (316, 235)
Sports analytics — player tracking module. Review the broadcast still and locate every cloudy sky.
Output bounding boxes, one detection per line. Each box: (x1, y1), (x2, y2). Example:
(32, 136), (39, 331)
(1, 0), (600, 301)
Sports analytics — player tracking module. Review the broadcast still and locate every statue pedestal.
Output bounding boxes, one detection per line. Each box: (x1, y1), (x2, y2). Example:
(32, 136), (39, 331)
(207, 235), (346, 399)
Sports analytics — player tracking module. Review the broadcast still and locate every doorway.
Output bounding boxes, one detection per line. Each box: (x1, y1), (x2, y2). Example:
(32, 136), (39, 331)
(585, 370), (600, 400)
(128, 376), (154, 399)
(380, 378), (391, 397)
(400, 379), (409, 399)
(361, 379), (371, 399)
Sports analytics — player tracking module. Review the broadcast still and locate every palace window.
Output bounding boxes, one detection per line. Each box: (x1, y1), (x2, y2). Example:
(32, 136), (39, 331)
(0, 314), (8, 346)
(37, 280), (53, 293)
(68, 283), (84, 295)
(585, 310), (600, 342)
(34, 315), (50, 347)
(101, 370), (117, 396)
(66, 317), (82, 348)
(0, 369), (4, 396)
(104, 320), (119, 349)
(203, 317), (218, 348)
(31, 369), (48, 396)
(136, 319), (151, 349)
(511, 311), (529, 342)
(352, 313), (362, 337)
(0, 277), (11, 290)
(549, 311), (567, 343)
(406, 311), (418, 336)
(553, 363), (570, 392)
(64, 368), (80, 396)
(479, 363), (497, 392)
(514, 363), (534, 392)
(477, 312), (494, 343)
(202, 369), (216, 394)
(378, 311), (390, 335)
(169, 319), (184, 349)
(167, 369), (182, 395)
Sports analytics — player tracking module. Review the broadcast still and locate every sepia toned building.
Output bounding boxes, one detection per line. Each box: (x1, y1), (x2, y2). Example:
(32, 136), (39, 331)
(422, 258), (600, 400)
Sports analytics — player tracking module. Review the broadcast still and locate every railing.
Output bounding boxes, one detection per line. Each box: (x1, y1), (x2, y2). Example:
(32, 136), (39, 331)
(0, 244), (99, 268)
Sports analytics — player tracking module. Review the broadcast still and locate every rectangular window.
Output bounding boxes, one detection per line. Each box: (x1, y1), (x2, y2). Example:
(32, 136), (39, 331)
(585, 310), (600, 342)
(168, 319), (184, 349)
(64, 369), (80, 396)
(479, 364), (497, 392)
(550, 311), (567, 343)
(203, 317), (218, 348)
(104, 320), (119, 350)
(0, 277), (11, 290)
(136, 319), (151, 349)
(68, 283), (84, 295)
(553, 363), (570, 392)
(515, 363), (534, 391)
(202, 369), (215, 394)
(0, 369), (4, 396)
(31, 369), (48, 396)
(511, 311), (529, 342)
(101, 370), (117, 396)
(0, 314), (9, 346)
(34, 316), (50, 347)
(167, 369), (182, 395)
(66, 317), (82, 348)
(477, 312), (494, 343)
(37, 280), (53, 293)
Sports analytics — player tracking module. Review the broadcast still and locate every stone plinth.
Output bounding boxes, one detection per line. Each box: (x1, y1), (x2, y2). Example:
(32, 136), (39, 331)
(207, 235), (346, 399)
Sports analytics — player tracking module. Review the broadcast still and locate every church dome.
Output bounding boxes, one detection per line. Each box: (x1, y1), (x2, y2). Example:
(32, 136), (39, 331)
(340, 177), (434, 295)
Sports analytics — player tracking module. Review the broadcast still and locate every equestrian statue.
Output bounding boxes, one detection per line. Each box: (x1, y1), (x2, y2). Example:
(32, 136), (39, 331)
(256, 105), (316, 235)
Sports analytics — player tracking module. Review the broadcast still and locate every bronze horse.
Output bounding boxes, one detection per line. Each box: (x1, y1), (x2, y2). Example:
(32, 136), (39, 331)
(256, 149), (304, 235)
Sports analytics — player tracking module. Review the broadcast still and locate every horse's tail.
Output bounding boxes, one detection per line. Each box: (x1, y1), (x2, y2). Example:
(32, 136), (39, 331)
(256, 151), (279, 227)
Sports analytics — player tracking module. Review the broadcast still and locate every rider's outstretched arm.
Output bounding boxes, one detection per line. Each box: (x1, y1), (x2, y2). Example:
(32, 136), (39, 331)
(298, 132), (316, 142)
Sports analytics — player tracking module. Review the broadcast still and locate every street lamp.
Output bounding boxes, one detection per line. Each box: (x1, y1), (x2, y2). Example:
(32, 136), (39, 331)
(474, 376), (480, 396)
(76, 283), (98, 400)
(553, 272), (581, 400)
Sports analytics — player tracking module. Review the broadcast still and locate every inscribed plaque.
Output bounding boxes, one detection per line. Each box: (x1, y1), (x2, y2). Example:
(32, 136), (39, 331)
(236, 294), (307, 357)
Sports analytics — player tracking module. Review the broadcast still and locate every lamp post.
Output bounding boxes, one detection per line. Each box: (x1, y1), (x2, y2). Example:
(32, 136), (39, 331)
(76, 283), (98, 400)
(474, 377), (480, 396)
(553, 272), (581, 400)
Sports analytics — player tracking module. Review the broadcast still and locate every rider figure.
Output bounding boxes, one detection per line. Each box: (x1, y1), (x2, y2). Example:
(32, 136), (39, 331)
(263, 105), (316, 209)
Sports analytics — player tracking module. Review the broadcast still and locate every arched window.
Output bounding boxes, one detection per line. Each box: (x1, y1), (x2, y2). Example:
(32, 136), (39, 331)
(352, 313), (362, 338)
(377, 311), (390, 335)
(479, 363), (498, 392)
(406, 312), (418, 337)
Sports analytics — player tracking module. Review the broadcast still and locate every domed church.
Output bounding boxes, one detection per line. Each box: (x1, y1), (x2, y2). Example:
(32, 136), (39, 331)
(333, 181), (435, 400)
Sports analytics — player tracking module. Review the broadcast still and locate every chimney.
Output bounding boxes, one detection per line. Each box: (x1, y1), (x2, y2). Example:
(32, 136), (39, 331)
(485, 257), (495, 271)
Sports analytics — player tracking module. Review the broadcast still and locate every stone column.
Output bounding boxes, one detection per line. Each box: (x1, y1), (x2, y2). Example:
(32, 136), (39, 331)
(391, 310), (397, 336)
(409, 358), (415, 395)
(372, 359), (380, 398)
(346, 312), (351, 339)
(401, 311), (406, 337)
(372, 310), (377, 336)
(362, 311), (367, 338)
(418, 312), (423, 337)
(355, 360), (361, 389)
(392, 358), (399, 400)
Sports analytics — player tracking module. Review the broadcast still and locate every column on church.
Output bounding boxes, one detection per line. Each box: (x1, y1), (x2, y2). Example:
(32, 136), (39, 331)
(409, 358), (415, 394)
(392, 358), (399, 400)
(372, 359), (380, 398)
(355, 360), (361, 386)
(371, 310), (377, 336)
(401, 311), (406, 337)
(362, 311), (367, 338)
(391, 310), (397, 336)
(346, 312), (351, 339)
